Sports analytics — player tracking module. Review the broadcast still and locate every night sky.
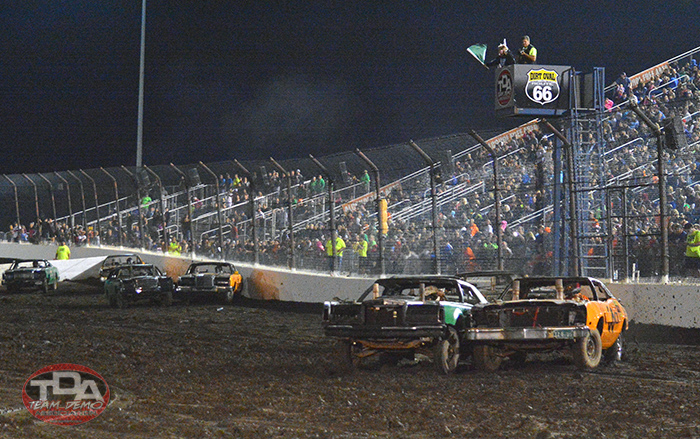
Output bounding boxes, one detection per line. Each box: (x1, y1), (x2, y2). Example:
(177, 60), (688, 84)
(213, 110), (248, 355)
(1, 1), (699, 175)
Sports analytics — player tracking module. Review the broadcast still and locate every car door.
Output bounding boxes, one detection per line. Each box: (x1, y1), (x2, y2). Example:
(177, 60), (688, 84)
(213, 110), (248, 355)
(592, 280), (623, 347)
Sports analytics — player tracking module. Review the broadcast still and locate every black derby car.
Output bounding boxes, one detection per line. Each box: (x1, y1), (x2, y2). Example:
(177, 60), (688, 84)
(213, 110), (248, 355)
(104, 264), (174, 308)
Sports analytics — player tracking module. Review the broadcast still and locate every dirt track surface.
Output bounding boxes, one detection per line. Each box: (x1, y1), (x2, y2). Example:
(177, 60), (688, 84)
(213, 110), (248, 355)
(1, 281), (700, 439)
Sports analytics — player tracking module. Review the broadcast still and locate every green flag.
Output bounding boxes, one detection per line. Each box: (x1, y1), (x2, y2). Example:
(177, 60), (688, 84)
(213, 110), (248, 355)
(467, 43), (488, 67)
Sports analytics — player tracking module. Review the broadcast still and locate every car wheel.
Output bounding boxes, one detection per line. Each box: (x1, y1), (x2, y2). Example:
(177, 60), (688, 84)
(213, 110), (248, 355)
(341, 340), (365, 371)
(161, 289), (173, 307)
(115, 291), (127, 309)
(509, 351), (528, 367)
(473, 345), (503, 372)
(434, 326), (460, 374)
(572, 328), (602, 370)
(603, 331), (625, 365)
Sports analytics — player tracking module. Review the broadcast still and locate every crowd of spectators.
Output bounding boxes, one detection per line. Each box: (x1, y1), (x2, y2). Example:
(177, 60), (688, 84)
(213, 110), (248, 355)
(6, 57), (700, 280)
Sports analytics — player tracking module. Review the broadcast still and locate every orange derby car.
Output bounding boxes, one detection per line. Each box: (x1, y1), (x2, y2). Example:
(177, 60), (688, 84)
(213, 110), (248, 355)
(466, 277), (628, 371)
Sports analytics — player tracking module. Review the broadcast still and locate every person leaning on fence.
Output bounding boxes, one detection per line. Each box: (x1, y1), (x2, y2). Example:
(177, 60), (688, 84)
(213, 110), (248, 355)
(684, 222), (700, 277)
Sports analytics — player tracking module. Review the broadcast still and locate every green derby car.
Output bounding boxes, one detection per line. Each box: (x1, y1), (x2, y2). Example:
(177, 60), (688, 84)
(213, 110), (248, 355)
(3, 259), (59, 294)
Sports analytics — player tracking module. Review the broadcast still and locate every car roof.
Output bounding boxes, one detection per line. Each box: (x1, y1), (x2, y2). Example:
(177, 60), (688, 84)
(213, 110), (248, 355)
(378, 275), (468, 284)
(189, 261), (231, 266)
(513, 276), (601, 284)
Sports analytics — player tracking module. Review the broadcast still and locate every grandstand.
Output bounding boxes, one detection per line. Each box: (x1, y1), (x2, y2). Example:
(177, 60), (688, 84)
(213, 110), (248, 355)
(2, 47), (700, 282)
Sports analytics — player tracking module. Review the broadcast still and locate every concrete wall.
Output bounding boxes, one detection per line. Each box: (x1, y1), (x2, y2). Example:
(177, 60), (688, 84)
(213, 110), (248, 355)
(1, 242), (699, 328)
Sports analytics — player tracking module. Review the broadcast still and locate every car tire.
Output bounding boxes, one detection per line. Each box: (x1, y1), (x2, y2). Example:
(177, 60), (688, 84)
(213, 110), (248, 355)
(341, 340), (364, 371)
(115, 291), (127, 309)
(473, 344), (503, 372)
(603, 331), (625, 364)
(509, 351), (528, 367)
(161, 289), (173, 307)
(572, 328), (602, 370)
(434, 326), (460, 374)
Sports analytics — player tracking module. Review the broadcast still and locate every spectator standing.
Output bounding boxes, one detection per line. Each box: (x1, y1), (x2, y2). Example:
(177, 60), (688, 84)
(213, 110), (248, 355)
(326, 235), (346, 272)
(517, 35), (537, 64)
(353, 235), (369, 273)
(55, 241), (71, 260)
(684, 222), (700, 277)
(360, 170), (371, 193)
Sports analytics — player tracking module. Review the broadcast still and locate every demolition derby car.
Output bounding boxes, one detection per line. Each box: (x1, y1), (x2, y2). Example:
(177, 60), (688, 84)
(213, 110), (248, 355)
(104, 264), (175, 308)
(99, 254), (144, 282)
(2, 259), (60, 294)
(466, 276), (628, 371)
(176, 261), (243, 303)
(323, 275), (488, 374)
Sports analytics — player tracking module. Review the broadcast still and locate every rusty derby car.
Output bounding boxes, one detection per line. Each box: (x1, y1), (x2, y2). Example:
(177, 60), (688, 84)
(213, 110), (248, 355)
(466, 276), (628, 371)
(323, 275), (488, 374)
(176, 262), (243, 303)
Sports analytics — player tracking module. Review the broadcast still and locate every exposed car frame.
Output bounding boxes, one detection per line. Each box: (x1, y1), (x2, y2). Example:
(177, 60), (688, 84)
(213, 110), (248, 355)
(466, 276), (628, 371)
(323, 275), (488, 374)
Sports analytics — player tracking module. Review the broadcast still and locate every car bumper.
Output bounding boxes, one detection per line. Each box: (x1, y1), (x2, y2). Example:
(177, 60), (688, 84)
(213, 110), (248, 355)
(4, 279), (45, 288)
(324, 325), (445, 339)
(177, 286), (233, 295)
(466, 326), (590, 341)
(123, 288), (167, 300)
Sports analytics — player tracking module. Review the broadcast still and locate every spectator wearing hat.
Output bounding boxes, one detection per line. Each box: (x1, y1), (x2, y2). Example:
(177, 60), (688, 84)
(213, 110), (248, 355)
(486, 42), (515, 69)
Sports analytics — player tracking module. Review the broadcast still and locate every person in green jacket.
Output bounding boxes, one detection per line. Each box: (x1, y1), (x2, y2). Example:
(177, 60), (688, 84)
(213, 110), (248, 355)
(55, 241), (71, 260)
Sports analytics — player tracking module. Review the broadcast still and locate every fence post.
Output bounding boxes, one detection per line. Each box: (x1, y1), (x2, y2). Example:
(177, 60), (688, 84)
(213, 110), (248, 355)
(270, 157), (295, 269)
(234, 160), (259, 265)
(170, 163), (195, 258)
(4, 175), (20, 226)
(53, 172), (74, 229)
(198, 162), (225, 259)
(355, 148), (385, 275)
(100, 167), (123, 247)
(408, 141), (440, 275)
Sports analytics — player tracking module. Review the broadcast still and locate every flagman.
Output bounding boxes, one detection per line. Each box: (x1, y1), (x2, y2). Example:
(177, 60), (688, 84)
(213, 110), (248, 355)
(486, 41), (515, 69)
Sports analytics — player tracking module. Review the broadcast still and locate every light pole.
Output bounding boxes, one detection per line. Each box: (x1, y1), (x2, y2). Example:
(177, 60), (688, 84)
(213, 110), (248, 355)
(136, 0), (146, 168)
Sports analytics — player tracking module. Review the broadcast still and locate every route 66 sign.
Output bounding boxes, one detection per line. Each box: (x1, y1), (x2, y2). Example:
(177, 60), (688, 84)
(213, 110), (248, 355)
(525, 68), (560, 105)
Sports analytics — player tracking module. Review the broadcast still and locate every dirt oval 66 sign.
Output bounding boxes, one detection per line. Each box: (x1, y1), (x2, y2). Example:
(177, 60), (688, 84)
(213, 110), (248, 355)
(525, 68), (560, 105)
